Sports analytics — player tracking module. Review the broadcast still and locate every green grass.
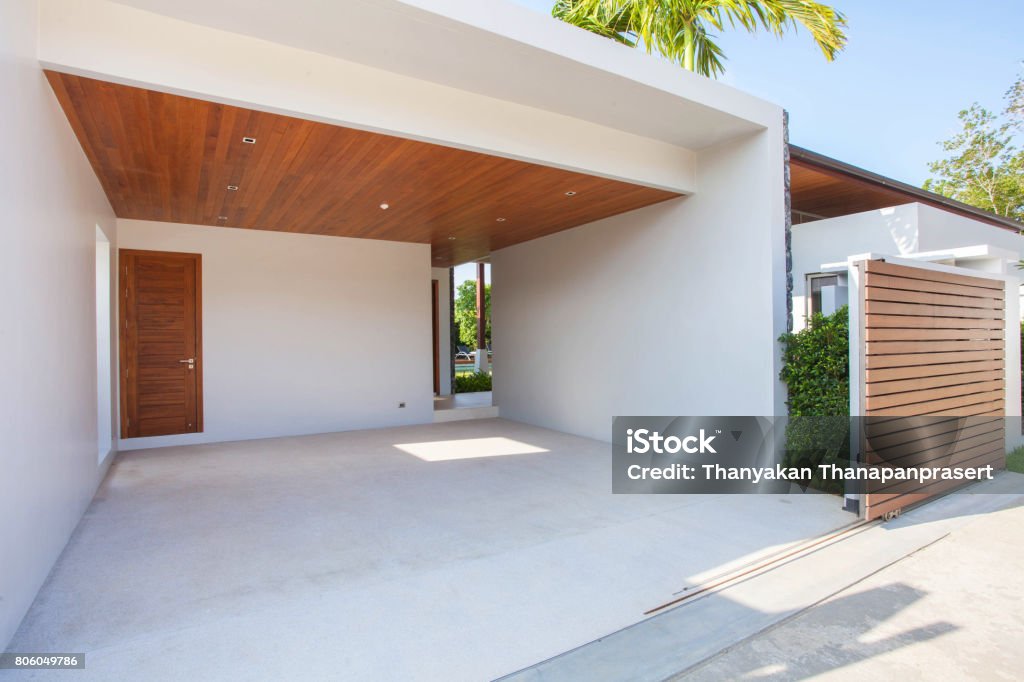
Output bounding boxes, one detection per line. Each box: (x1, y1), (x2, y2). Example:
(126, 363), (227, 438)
(1008, 447), (1024, 474)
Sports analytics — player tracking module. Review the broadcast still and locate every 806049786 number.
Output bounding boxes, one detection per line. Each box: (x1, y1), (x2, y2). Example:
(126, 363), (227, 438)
(0, 654), (85, 669)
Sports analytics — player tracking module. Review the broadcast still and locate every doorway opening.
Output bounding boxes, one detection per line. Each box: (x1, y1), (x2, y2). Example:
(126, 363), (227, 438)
(432, 262), (496, 421)
(95, 226), (112, 463)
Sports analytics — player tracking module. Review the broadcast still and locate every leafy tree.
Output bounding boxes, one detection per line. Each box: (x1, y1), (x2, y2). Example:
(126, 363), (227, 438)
(923, 74), (1024, 223)
(1006, 74), (1024, 125)
(454, 281), (491, 350)
(552, 0), (847, 78)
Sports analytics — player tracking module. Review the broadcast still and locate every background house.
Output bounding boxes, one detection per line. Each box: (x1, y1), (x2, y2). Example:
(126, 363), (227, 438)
(790, 146), (1024, 331)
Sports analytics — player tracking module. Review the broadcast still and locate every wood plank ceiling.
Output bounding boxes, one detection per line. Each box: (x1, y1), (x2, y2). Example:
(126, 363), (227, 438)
(790, 160), (912, 222)
(47, 71), (681, 266)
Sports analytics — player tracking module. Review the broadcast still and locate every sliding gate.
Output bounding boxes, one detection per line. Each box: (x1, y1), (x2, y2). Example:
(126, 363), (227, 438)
(855, 258), (1008, 520)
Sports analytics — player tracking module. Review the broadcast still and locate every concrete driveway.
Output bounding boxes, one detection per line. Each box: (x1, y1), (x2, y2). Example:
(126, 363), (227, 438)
(508, 472), (1024, 682)
(680, 496), (1024, 681)
(3, 418), (850, 681)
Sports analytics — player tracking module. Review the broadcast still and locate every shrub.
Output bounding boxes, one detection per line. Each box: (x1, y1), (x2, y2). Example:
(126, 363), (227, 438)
(778, 306), (851, 493)
(454, 371), (492, 394)
(1008, 446), (1024, 474)
(780, 307), (850, 415)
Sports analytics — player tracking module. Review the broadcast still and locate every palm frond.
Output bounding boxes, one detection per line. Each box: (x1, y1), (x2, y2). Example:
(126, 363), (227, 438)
(744, 1), (848, 60)
(691, 23), (727, 78)
(552, 0), (637, 47)
(551, 0), (847, 78)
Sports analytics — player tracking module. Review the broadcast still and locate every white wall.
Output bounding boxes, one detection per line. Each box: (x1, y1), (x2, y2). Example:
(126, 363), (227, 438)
(492, 131), (787, 442)
(0, 0), (118, 650)
(432, 267), (453, 396)
(792, 204), (921, 330)
(792, 203), (1024, 330)
(917, 204), (1024, 254)
(116, 220), (433, 450)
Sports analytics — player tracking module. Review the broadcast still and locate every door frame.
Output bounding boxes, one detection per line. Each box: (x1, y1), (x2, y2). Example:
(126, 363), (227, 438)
(118, 249), (204, 438)
(432, 279), (440, 395)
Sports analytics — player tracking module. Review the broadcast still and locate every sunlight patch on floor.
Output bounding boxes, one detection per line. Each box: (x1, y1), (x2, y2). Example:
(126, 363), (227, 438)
(394, 437), (548, 461)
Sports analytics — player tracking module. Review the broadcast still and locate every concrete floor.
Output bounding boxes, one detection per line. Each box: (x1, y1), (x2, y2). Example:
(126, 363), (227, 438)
(682, 496), (1024, 681)
(4, 419), (851, 681)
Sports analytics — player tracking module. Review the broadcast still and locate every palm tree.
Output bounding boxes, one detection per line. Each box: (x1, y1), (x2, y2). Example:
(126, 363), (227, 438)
(552, 0), (847, 78)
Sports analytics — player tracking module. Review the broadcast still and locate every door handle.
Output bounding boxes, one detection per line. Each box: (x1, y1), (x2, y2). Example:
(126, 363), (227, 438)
(179, 358), (195, 369)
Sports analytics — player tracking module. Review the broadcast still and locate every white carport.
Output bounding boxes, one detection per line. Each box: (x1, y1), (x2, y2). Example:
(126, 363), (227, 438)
(3, 0), (791, 659)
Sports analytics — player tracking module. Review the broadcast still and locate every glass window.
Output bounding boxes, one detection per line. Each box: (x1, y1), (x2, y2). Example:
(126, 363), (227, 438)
(808, 274), (839, 317)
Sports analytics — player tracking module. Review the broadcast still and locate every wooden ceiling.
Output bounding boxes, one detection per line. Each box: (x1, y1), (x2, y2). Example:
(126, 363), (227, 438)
(47, 72), (680, 266)
(790, 154), (1021, 233)
(790, 159), (912, 221)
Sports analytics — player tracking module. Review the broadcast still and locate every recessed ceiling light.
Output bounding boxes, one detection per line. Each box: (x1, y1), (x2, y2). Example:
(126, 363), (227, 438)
(242, 137), (256, 144)
(496, 217), (506, 222)
(217, 216), (228, 221)
(565, 191), (577, 196)
(448, 236), (456, 240)
(227, 185), (239, 191)
(434, 256), (443, 260)
(380, 203), (390, 210)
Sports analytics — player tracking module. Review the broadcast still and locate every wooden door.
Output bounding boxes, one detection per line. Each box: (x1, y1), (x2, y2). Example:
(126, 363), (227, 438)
(120, 250), (203, 438)
(432, 279), (440, 395)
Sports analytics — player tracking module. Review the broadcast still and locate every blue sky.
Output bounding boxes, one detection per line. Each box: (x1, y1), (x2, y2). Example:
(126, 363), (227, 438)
(457, 0), (1023, 286)
(507, 0), (1023, 186)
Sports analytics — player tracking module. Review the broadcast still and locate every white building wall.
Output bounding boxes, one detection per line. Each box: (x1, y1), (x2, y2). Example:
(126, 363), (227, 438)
(916, 204), (1024, 254)
(117, 220), (434, 450)
(493, 132), (786, 442)
(792, 203), (1024, 331)
(792, 204), (923, 331)
(0, 0), (119, 650)
(432, 267), (453, 396)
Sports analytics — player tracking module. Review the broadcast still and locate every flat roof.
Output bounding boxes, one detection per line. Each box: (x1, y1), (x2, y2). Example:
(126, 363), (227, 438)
(106, 0), (778, 148)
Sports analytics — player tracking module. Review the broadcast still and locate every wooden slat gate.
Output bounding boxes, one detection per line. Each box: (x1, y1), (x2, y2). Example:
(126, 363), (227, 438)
(858, 259), (1007, 520)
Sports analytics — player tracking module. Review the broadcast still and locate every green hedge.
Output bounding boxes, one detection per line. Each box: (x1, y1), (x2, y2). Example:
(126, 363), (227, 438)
(454, 371), (492, 394)
(780, 307), (850, 415)
(778, 306), (851, 492)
